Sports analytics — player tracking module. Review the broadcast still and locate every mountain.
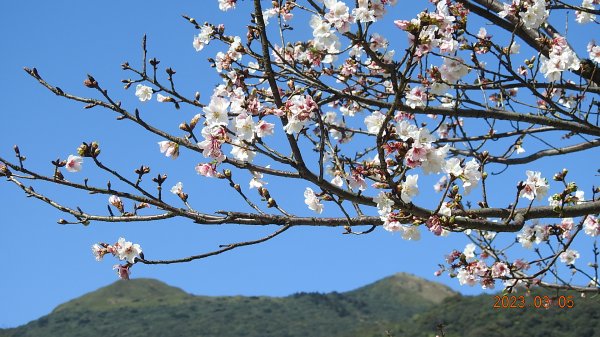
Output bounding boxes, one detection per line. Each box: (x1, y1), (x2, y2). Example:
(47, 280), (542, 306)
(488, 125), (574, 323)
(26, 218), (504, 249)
(0, 273), (455, 337)
(392, 288), (600, 337)
(2, 274), (599, 337)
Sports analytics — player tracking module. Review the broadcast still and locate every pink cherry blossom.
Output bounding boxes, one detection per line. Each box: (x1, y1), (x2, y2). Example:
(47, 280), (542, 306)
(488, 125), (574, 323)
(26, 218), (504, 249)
(255, 120), (275, 138)
(491, 262), (510, 278)
(65, 155), (83, 173)
(198, 126), (227, 162)
(218, 0), (236, 12)
(405, 87), (426, 108)
(113, 264), (131, 280)
(195, 163), (217, 177)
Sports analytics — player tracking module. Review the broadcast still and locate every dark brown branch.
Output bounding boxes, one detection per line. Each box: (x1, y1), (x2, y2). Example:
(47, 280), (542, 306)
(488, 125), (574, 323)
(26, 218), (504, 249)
(452, 138), (600, 165)
(139, 223), (293, 265)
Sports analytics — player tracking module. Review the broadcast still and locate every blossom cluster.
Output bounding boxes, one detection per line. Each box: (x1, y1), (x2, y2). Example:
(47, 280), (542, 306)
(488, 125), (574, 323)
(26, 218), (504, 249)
(92, 237), (143, 280)
(438, 242), (533, 289)
(540, 35), (581, 82)
(498, 0), (548, 29)
(394, 1), (462, 58)
(575, 0), (598, 24)
(283, 94), (318, 134)
(520, 170), (549, 201)
(589, 41), (600, 63)
(374, 191), (421, 240)
(193, 24), (215, 52)
(306, 0), (397, 64)
(116, 0), (600, 291)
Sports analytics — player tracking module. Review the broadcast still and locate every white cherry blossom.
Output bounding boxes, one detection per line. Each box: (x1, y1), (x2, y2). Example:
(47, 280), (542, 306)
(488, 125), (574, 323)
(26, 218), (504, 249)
(521, 170), (549, 200)
(560, 249), (580, 265)
(170, 182), (184, 195)
(158, 141), (179, 160)
(576, 0), (597, 24)
(364, 111), (386, 134)
(440, 57), (469, 83)
(230, 140), (256, 163)
(584, 215), (599, 236)
(203, 96), (230, 127)
(193, 25), (214, 51)
(304, 187), (324, 214)
(135, 84), (153, 102)
(463, 243), (476, 259)
(400, 174), (419, 203)
(115, 237), (142, 264)
(588, 41), (600, 63)
(374, 191), (394, 216)
(249, 171), (267, 189)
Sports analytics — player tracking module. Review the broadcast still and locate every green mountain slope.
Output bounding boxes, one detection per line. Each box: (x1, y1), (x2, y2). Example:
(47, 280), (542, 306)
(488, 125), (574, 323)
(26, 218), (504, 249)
(0, 273), (455, 337)
(389, 289), (600, 337)
(3, 274), (599, 337)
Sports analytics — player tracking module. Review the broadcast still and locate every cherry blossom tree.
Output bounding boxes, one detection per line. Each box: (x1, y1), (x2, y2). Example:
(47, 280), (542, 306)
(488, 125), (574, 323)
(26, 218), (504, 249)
(2, 0), (600, 293)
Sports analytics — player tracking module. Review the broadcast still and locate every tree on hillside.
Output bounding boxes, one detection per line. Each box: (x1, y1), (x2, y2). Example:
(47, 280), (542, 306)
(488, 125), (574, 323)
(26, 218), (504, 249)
(2, 0), (600, 293)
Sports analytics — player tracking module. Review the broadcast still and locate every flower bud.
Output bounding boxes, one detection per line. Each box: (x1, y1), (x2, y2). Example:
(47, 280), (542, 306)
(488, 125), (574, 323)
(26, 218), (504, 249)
(566, 182), (578, 194)
(224, 169), (232, 178)
(109, 195), (124, 213)
(179, 122), (191, 132)
(0, 165), (10, 177)
(83, 76), (98, 88)
(77, 144), (88, 156)
(190, 114), (201, 129)
(267, 198), (277, 208)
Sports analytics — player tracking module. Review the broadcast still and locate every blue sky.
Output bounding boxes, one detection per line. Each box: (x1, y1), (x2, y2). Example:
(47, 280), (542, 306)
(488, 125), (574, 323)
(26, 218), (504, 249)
(1, 0), (598, 329)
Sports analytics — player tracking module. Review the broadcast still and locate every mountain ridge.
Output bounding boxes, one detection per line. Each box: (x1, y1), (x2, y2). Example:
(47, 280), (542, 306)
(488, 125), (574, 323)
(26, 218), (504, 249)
(0, 272), (456, 337)
(2, 273), (599, 337)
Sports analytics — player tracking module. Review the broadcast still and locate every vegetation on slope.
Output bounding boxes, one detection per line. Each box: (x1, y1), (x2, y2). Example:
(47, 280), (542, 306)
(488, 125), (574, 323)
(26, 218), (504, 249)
(2, 274), (599, 337)
(0, 273), (453, 337)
